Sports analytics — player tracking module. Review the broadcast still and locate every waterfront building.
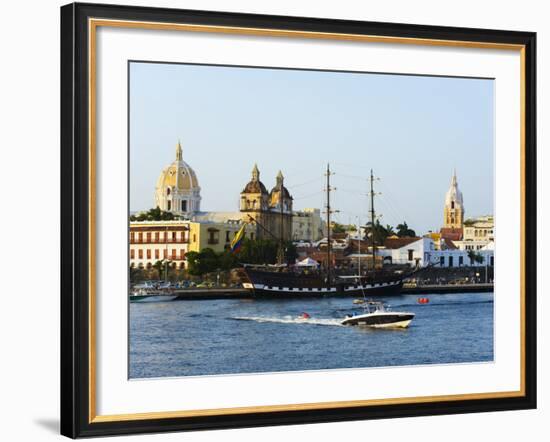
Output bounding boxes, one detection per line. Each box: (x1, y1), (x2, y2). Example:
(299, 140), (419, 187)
(129, 219), (255, 269)
(429, 246), (494, 268)
(154, 141), (201, 217)
(239, 164), (293, 241)
(292, 208), (324, 242)
(129, 220), (190, 269)
(377, 236), (434, 267)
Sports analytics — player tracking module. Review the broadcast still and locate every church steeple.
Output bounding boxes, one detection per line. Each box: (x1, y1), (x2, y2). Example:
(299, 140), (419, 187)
(251, 163), (260, 181)
(276, 170), (284, 187)
(444, 169), (464, 228)
(176, 140), (183, 161)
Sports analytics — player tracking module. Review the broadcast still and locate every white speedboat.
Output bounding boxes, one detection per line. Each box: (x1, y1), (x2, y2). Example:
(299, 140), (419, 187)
(341, 301), (414, 328)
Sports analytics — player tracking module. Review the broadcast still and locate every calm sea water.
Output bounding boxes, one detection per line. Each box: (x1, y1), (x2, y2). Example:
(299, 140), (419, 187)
(129, 292), (493, 379)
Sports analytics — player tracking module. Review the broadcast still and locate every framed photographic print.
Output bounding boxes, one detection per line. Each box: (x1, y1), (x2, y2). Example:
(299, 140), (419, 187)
(60, 2), (537, 438)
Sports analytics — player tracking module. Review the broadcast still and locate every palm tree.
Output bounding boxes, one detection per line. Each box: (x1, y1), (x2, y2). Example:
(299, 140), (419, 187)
(467, 250), (484, 266)
(396, 221), (416, 237)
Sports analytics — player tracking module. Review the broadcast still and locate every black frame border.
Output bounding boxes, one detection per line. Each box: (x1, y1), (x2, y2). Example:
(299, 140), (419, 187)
(60, 2), (536, 438)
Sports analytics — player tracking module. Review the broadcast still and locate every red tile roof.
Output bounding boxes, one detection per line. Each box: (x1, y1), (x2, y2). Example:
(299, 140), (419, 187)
(440, 227), (463, 241)
(383, 236), (421, 249)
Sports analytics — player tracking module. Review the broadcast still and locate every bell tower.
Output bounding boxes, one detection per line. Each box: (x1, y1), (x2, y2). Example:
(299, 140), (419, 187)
(443, 170), (464, 228)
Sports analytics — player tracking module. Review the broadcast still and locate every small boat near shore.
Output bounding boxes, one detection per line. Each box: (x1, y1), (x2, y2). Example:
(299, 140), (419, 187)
(130, 288), (178, 303)
(341, 301), (415, 328)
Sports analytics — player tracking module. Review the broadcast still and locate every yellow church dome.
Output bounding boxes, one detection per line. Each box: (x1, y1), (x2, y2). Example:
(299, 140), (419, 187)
(155, 141), (200, 192)
(154, 141), (202, 216)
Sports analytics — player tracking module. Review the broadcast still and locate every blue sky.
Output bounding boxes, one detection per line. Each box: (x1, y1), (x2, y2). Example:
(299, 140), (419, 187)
(129, 62), (494, 234)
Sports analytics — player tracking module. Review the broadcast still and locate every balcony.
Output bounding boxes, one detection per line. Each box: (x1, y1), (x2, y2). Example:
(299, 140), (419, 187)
(130, 238), (188, 244)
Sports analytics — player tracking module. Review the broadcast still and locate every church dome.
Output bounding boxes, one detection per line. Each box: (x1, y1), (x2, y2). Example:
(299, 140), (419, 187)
(242, 180), (268, 194)
(156, 161), (199, 191)
(154, 141), (201, 215)
(241, 163), (268, 194)
(269, 170), (293, 209)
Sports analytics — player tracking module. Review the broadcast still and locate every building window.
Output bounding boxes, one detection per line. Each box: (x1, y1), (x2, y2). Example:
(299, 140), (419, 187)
(166, 188), (171, 195)
(167, 200), (171, 211)
(451, 201), (455, 209)
(130, 231), (134, 243)
(490, 256), (494, 266)
(138, 232), (143, 243)
(459, 256), (463, 266)
(146, 249), (151, 259)
(163, 249), (167, 259)
(130, 249), (135, 259)
(155, 249), (159, 259)
(138, 249), (143, 259)
(182, 200), (187, 212)
(449, 256), (454, 267)
(180, 249), (185, 260)
(146, 232), (151, 243)
(193, 234), (196, 243)
(208, 229), (219, 245)
(439, 256), (444, 267)
(171, 249), (176, 260)
(154, 232), (160, 242)
(226, 231), (230, 242)
(172, 231), (177, 242)
(407, 249), (414, 261)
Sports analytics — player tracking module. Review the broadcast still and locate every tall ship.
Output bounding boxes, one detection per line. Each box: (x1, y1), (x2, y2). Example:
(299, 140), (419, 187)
(241, 166), (416, 297)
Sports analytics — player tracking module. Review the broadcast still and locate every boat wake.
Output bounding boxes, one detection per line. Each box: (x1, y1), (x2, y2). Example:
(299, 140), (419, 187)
(231, 315), (343, 327)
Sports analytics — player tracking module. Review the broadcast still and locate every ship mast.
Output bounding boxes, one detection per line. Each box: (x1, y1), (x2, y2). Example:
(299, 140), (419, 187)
(277, 177), (285, 265)
(325, 163), (334, 288)
(369, 169), (377, 274)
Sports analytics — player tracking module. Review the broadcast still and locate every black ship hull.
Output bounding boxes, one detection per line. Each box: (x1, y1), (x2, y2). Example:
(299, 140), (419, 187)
(242, 268), (406, 297)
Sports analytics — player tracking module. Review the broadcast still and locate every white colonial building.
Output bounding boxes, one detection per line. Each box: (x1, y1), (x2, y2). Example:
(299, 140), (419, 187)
(292, 208), (324, 242)
(154, 141), (201, 218)
(374, 236), (494, 268)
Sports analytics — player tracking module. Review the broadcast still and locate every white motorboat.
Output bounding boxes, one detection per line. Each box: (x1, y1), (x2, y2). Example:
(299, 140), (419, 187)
(130, 288), (178, 303)
(341, 301), (414, 328)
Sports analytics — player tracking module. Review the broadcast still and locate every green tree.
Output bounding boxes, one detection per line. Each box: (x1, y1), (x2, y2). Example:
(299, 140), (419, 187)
(365, 220), (393, 245)
(238, 239), (278, 264)
(130, 206), (175, 222)
(186, 248), (221, 276)
(331, 222), (346, 234)
(467, 250), (484, 266)
(218, 250), (239, 271)
(129, 266), (145, 282)
(396, 221), (416, 237)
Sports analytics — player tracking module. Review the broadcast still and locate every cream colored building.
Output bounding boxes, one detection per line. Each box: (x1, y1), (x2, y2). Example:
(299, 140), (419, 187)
(463, 215), (494, 242)
(454, 215), (494, 251)
(292, 208), (324, 242)
(187, 220), (256, 254)
(130, 220), (190, 269)
(129, 219), (255, 269)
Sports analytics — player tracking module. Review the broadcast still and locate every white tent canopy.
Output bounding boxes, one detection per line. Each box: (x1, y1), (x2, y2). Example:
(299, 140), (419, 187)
(296, 257), (320, 267)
